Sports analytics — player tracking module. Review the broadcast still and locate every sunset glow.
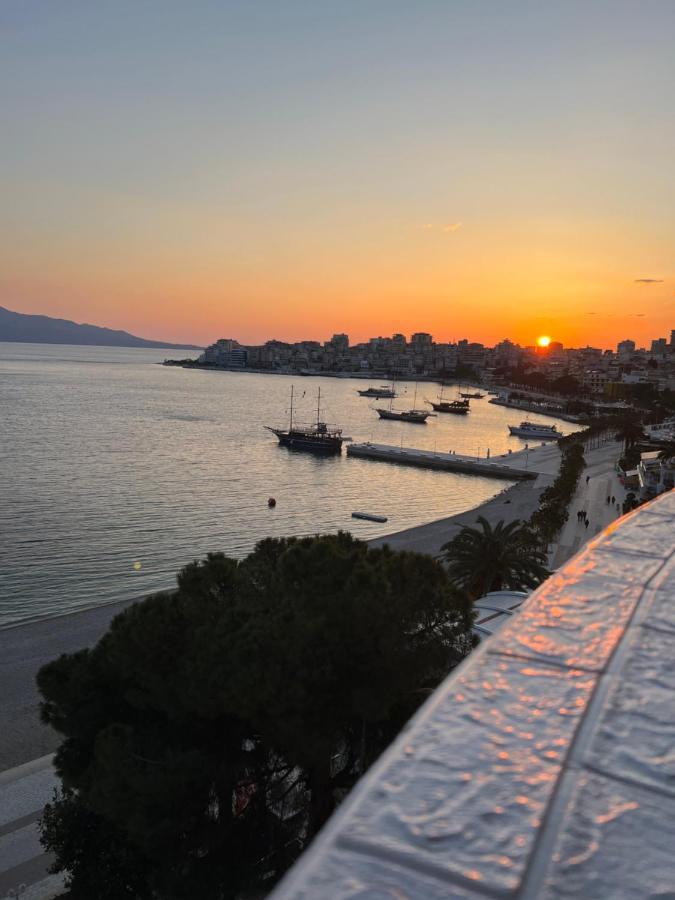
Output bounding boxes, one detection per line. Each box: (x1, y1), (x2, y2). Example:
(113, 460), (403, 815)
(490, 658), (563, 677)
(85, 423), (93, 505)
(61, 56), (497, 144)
(1, 4), (674, 349)
(537, 336), (552, 348)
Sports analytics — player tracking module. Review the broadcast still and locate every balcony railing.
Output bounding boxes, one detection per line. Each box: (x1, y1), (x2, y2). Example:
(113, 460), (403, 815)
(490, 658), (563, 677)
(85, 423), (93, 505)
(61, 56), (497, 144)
(272, 490), (675, 899)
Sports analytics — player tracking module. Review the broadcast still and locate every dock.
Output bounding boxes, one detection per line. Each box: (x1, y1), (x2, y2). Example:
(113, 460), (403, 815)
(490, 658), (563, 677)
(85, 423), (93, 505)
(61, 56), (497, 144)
(488, 397), (581, 423)
(346, 442), (538, 480)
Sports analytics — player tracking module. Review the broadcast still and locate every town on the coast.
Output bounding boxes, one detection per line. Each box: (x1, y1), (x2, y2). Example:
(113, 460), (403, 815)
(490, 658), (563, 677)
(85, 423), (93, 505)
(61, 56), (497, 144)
(172, 328), (675, 400)
(4, 325), (675, 899)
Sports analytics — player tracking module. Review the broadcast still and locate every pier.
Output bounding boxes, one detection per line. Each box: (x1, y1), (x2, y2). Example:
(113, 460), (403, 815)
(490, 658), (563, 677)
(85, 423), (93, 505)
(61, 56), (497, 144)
(346, 442), (540, 479)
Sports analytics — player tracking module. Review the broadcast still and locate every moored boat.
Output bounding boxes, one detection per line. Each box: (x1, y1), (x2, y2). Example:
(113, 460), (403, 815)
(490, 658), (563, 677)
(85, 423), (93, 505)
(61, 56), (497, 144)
(459, 391), (485, 399)
(358, 385), (397, 398)
(427, 400), (469, 414)
(508, 421), (560, 440)
(375, 381), (430, 423)
(376, 407), (430, 423)
(265, 387), (344, 453)
(425, 385), (470, 415)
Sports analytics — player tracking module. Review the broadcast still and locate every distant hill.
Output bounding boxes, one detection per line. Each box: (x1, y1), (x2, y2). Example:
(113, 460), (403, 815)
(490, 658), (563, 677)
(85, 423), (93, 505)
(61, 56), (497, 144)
(0, 306), (201, 350)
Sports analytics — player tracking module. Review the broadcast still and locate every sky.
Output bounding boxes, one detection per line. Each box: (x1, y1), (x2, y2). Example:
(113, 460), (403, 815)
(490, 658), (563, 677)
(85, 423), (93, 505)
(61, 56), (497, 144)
(1, 1), (674, 349)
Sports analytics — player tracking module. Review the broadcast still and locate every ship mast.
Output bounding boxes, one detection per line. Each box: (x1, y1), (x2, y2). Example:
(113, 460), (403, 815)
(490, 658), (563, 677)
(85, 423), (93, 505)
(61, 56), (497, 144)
(289, 385), (294, 431)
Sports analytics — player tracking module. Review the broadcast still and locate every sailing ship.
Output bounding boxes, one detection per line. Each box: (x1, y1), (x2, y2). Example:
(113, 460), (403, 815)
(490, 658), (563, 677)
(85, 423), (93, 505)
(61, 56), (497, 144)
(375, 381), (431, 423)
(425, 385), (470, 415)
(508, 421), (560, 440)
(357, 385), (397, 398)
(265, 386), (344, 453)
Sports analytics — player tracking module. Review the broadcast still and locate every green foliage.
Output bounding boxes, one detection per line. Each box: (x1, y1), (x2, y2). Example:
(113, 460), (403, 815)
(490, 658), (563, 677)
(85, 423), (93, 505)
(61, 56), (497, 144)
(38, 533), (472, 899)
(549, 374), (581, 396)
(528, 440), (585, 544)
(618, 445), (642, 472)
(615, 419), (647, 449)
(657, 442), (675, 463)
(441, 516), (549, 598)
(40, 788), (152, 899)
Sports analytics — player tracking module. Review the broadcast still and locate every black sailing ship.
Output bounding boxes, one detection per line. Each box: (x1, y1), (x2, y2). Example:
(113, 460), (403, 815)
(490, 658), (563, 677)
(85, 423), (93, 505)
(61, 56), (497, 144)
(265, 386), (343, 453)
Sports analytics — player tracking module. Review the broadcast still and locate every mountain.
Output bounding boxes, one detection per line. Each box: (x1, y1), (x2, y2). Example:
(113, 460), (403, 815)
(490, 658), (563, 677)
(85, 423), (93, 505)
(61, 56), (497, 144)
(0, 306), (201, 350)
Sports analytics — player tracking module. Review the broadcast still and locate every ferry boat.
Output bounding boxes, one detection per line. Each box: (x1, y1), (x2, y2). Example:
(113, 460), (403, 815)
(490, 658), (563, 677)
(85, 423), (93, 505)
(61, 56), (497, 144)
(358, 385), (397, 398)
(265, 387), (343, 453)
(508, 421), (560, 440)
(375, 381), (431, 423)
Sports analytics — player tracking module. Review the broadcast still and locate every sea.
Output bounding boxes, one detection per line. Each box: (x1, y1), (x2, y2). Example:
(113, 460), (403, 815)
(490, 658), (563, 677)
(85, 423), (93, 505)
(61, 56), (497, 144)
(0, 343), (578, 628)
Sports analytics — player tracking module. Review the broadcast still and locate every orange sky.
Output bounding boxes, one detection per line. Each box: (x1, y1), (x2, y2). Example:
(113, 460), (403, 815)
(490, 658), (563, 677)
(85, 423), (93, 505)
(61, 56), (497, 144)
(2, 3), (674, 350)
(2, 214), (673, 349)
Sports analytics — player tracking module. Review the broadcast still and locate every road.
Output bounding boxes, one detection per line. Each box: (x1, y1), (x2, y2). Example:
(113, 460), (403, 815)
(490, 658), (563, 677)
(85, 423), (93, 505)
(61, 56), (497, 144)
(548, 440), (626, 569)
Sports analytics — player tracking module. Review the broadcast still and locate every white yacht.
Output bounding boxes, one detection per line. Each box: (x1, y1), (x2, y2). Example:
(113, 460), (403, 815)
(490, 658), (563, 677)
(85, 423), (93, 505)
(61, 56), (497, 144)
(508, 421), (560, 440)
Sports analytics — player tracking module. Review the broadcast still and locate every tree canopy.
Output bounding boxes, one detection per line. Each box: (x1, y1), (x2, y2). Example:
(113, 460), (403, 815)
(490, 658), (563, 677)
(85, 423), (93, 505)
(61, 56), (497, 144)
(441, 516), (549, 598)
(38, 532), (472, 899)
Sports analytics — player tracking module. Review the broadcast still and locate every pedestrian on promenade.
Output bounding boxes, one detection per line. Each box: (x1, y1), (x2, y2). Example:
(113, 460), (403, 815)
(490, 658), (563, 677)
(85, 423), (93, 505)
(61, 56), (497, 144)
(606, 496), (611, 504)
(586, 475), (590, 484)
(585, 519), (590, 529)
(611, 495), (615, 504)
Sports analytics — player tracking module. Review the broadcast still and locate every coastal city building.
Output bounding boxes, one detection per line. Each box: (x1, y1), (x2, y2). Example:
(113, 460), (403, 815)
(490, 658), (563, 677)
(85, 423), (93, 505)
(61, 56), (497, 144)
(190, 329), (675, 401)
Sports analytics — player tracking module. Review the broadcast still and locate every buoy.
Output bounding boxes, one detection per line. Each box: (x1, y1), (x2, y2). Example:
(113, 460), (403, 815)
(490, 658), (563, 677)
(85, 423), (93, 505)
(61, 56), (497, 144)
(268, 497), (276, 507)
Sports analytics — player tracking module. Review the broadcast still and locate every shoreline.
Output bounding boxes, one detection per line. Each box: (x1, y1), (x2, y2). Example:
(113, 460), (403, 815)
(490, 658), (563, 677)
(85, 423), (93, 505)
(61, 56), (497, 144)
(0, 474), (553, 772)
(162, 361), (449, 383)
(369, 475), (550, 557)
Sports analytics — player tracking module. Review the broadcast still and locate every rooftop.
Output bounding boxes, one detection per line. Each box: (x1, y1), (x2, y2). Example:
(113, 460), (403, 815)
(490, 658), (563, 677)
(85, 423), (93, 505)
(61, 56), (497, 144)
(273, 489), (675, 899)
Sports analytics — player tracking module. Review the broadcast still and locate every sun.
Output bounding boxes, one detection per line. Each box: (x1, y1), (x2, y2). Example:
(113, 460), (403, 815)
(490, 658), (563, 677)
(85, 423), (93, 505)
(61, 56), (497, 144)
(537, 335), (551, 348)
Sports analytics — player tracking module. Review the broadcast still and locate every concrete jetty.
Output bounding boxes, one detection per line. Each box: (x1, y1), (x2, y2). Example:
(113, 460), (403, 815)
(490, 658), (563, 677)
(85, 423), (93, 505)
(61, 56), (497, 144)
(346, 441), (537, 479)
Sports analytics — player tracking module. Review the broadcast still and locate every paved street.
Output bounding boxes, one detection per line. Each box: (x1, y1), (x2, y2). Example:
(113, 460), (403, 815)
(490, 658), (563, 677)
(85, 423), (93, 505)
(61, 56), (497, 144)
(549, 440), (626, 569)
(0, 755), (63, 899)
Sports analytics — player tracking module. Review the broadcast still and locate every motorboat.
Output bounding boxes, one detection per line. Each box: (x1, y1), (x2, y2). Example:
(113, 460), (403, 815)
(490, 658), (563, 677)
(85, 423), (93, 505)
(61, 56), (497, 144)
(358, 385), (397, 398)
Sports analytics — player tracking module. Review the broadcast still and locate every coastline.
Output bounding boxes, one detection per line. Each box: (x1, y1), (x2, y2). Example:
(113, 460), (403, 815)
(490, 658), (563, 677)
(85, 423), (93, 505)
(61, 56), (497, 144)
(0, 476), (551, 772)
(369, 475), (551, 557)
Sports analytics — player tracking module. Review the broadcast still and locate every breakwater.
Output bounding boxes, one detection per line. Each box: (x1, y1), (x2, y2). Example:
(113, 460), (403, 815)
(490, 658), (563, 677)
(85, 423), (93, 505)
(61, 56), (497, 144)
(347, 442), (537, 479)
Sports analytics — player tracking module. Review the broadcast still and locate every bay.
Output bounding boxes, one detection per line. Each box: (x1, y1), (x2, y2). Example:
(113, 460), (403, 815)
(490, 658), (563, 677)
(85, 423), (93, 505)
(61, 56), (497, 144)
(0, 343), (577, 627)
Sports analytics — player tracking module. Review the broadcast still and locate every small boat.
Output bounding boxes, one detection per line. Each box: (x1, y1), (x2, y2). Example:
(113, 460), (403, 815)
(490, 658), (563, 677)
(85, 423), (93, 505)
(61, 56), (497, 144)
(376, 407), (430, 423)
(375, 381), (430, 423)
(352, 511), (388, 523)
(459, 391), (485, 399)
(265, 386), (344, 453)
(508, 421), (560, 440)
(358, 385), (397, 398)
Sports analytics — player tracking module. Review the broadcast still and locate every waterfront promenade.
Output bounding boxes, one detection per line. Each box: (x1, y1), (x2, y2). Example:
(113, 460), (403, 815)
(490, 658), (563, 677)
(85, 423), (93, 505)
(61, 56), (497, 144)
(371, 441), (622, 564)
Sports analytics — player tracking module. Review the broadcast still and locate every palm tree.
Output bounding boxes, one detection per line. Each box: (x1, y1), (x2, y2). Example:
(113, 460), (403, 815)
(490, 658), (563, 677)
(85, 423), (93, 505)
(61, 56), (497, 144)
(615, 420), (646, 450)
(657, 442), (675, 463)
(441, 517), (549, 599)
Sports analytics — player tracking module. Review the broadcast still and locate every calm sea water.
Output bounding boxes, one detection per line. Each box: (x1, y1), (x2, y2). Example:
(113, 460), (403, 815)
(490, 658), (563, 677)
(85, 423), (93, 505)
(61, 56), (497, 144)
(0, 343), (577, 628)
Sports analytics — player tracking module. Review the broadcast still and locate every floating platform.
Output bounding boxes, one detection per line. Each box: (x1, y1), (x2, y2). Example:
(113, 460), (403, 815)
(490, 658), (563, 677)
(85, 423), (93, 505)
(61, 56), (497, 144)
(346, 442), (536, 480)
(352, 511), (388, 523)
